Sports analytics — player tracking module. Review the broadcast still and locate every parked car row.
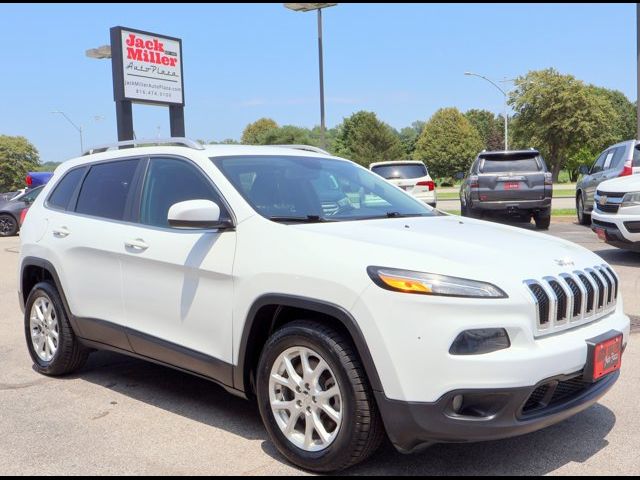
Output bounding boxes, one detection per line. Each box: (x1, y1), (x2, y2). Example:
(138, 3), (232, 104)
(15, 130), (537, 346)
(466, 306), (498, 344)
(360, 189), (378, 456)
(0, 186), (43, 237)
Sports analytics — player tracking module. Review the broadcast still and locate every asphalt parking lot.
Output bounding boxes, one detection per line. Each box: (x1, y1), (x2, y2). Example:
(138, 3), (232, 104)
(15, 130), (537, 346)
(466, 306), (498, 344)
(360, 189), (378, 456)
(0, 220), (638, 475)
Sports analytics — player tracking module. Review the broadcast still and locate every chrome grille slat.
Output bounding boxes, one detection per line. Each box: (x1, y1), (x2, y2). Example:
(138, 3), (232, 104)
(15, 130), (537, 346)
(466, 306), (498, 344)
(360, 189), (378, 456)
(525, 265), (617, 337)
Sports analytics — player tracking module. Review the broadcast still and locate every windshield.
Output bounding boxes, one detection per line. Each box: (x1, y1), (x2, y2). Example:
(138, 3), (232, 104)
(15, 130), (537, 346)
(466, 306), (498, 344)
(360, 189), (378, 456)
(371, 163), (428, 180)
(480, 157), (542, 173)
(212, 156), (437, 222)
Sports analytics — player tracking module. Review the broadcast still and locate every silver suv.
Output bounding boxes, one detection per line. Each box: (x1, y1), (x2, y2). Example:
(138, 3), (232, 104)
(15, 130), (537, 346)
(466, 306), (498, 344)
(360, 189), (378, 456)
(576, 140), (640, 225)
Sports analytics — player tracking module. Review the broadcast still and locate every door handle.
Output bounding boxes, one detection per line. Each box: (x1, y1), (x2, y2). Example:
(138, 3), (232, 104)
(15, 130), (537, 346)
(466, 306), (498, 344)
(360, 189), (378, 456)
(125, 239), (149, 251)
(52, 227), (70, 238)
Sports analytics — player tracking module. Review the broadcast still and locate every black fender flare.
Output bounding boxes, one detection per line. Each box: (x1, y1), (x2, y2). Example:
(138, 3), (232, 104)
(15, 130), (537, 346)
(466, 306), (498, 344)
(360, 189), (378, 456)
(20, 257), (81, 335)
(234, 294), (384, 395)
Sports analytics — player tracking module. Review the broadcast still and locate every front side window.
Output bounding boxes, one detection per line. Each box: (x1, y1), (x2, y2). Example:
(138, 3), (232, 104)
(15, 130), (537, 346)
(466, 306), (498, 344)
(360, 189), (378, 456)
(75, 159), (139, 221)
(212, 156), (436, 222)
(140, 157), (228, 228)
(47, 167), (85, 210)
(591, 151), (608, 174)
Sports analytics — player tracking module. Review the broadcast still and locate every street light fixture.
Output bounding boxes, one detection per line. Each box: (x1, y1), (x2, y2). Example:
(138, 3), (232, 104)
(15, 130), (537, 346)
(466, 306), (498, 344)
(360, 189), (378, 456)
(284, 3), (337, 149)
(51, 111), (84, 154)
(86, 45), (112, 59)
(464, 71), (509, 151)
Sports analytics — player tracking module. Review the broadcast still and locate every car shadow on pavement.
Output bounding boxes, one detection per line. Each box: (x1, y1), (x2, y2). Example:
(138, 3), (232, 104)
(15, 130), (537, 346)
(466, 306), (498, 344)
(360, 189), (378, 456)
(592, 248), (640, 268)
(72, 350), (266, 442)
(65, 350), (617, 475)
(327, 405), (615, 475)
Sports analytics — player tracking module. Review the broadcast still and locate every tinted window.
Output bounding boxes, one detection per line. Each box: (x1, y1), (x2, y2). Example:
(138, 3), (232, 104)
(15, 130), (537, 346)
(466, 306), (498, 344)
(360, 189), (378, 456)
(634, 145), (640, 167)
(480, 158), (541, 173)
(371, 163), (428, 180)
(140, 158), (227, 228)
(76, 160), (139, 221)
(213, 156), (436, 222)
(48, 168), (85, 210)
(591, 151), (608, 174)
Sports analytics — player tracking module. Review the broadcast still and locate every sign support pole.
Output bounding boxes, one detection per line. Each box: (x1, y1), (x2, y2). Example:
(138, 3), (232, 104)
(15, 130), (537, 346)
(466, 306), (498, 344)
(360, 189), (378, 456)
(115, 100), (135, 141)
(169, 105), (186, 137)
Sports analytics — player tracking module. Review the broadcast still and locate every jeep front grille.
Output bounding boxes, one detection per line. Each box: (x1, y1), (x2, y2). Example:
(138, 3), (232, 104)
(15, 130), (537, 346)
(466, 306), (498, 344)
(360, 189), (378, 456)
(525, 265), (618, 336)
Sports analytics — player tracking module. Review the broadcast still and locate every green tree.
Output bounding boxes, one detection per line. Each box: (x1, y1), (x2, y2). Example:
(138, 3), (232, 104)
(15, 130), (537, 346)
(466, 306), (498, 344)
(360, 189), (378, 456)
(398, 121), (425, 157)
(509, 68), (617, 181)
(333, 111), (404, 166)
(241, 118), (278, 144)
(464, 109), (504, 151)
(259, 125), (315, 146)
(566, 146), (597, 183)
(0, 135), (40, 191)
(413, 108), (483, 180)
(589, 86), (636, 142)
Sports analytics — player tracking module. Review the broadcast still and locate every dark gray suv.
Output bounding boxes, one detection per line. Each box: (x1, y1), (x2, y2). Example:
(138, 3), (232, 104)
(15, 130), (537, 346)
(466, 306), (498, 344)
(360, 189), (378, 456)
(575, 140), (640, 225)
(458, 149), (553, 230)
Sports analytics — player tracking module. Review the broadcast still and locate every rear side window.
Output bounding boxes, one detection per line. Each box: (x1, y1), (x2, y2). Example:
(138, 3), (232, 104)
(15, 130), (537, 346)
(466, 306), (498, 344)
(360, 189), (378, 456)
(371, 163), (428, 180)
(633, 146), (640, 167)
(47, 168), (85, 210)
(609, 146), (627, 170)
(480, 157), (541, 173)
(140, 157), (228, 228)
(75, 160), (139, 221)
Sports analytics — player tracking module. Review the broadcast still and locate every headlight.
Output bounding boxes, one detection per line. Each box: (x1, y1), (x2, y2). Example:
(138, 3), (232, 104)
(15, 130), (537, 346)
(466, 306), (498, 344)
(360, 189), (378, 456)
(367, 266), (507, 298)
(622, 191), (640, 208)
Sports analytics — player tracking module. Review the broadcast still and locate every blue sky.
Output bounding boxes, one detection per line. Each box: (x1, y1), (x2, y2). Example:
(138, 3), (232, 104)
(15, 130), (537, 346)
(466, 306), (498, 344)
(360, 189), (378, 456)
(0, 3), (636, 162)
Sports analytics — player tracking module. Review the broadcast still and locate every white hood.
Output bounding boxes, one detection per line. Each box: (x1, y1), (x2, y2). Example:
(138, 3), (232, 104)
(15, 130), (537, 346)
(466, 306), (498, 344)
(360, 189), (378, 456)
(292, 215), (605, 292)
(598, 175), (640, 194)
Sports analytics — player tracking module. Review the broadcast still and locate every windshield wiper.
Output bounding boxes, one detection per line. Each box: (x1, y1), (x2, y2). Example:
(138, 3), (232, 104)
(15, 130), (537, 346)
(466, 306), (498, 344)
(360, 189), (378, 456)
(385, 212), (428, 218)
(267, 215), (331, 223)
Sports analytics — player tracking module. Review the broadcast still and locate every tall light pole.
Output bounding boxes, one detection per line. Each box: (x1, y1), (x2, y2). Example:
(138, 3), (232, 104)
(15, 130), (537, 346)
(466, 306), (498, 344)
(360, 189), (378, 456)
(51, 111), (84, 154)
(465, 71), (509, 151)
(284, 3), (337, 149)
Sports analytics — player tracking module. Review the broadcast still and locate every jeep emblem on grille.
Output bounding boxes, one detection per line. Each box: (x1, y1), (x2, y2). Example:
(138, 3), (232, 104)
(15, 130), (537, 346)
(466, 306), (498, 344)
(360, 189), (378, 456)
(555, 258), (575, 267)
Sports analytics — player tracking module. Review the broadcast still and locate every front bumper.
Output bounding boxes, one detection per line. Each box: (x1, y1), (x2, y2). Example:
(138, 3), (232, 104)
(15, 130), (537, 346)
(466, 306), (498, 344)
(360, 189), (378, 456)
(376, 369), (619, 453)
(592, 211), (640, 251)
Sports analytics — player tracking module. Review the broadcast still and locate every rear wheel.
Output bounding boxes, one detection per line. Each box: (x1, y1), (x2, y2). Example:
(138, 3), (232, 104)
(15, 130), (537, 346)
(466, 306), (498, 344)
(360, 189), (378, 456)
(0, 214), (18, 237)
(256, 321), (384, 473)
(534, 212), (551, 230)
(24, 282), (89, 376)
(577, 194), (591, 226)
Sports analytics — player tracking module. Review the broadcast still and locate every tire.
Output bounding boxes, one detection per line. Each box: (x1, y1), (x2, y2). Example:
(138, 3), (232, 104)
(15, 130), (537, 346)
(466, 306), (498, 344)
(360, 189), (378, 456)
(534, 213), (551, 230)
(256, 320), (384, 473)
(577, 194), (591, 226)
(24, 281), (89, 376)
(460, 204), (468, 217)
(0, 213), (18, 237)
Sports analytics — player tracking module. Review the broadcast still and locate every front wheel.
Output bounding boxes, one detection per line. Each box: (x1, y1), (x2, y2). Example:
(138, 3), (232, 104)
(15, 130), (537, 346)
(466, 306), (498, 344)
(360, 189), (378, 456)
(577, 195), (591, 226)
(256, 321), (384, 473)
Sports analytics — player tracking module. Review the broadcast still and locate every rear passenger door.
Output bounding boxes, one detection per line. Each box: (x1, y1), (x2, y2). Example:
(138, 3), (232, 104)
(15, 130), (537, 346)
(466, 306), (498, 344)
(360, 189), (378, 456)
(45, 158), (143, 348)
(120, 156), (236, 377)
(584, 150), (609, 207)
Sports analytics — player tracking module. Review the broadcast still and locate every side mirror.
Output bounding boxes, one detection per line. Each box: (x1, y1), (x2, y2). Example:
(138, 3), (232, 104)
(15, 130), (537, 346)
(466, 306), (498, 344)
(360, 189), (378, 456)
(578, 165), (590, 175)
(167, 200), (232, 229)
(454, 172), (466, 180)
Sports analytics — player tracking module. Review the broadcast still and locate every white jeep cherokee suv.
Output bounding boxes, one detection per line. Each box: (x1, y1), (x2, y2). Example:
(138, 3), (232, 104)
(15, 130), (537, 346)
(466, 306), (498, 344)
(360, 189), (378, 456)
(19, 139), (630, 472)
(592, 175), (640, 252)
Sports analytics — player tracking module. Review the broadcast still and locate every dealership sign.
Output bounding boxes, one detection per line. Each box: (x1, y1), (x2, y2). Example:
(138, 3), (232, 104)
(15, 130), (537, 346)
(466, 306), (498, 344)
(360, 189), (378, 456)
(111, 27), (184, 105)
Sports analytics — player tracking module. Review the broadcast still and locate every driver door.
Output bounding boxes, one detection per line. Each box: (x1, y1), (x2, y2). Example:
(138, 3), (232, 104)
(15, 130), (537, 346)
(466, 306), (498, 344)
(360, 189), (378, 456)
(120, 156), (236, 379)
